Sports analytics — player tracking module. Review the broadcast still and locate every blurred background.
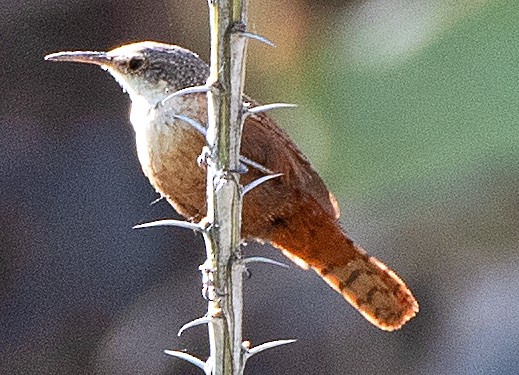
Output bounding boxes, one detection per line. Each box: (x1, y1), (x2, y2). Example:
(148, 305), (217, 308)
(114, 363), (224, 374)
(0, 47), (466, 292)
(1, 0), (519, 373)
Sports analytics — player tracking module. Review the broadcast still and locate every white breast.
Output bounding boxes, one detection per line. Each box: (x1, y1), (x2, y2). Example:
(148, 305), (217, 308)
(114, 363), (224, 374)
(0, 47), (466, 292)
(129, 95), (156, 175)
(128, 93), (206, 178)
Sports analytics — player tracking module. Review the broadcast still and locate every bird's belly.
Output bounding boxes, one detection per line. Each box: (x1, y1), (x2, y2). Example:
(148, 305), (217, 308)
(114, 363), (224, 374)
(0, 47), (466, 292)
(137, 118), (208, 220)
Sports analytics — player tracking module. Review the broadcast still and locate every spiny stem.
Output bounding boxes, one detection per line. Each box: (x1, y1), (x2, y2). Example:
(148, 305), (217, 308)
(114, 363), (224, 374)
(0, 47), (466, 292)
(204, 0), (249, 374)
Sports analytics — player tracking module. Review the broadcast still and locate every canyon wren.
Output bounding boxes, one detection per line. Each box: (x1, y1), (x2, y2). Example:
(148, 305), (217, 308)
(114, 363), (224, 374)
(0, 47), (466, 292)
(45, 41), (418, 331)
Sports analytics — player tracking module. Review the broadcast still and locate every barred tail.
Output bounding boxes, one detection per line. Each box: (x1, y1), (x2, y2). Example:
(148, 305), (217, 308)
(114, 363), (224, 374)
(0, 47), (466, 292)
(316, 245), (418, 331)
(269, 200), (418, 330)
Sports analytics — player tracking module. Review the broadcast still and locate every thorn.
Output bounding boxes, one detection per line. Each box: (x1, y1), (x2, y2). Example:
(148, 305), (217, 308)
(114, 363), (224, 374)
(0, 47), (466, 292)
(160, 85), (210, 106)
(242, 256), (289, 269)
(133, 219), (205, 232)
(164, 350), (207, 372)
(239, 156), (275, 175)
(172, 114), (207, 136)
(247, 103), (298, 114)
(242, 173), (283, 195)
(178, 316), (213, 337)
(149, 196), (164, 206)
(236, 162), (249, 174)
(245, 339), (297, 359)
(228, 162), (248, 174)
(238, 31), (275, 47)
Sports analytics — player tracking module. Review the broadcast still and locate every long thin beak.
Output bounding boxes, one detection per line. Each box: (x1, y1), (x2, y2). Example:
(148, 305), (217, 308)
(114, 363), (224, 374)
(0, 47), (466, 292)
(44, 51), (112, 66)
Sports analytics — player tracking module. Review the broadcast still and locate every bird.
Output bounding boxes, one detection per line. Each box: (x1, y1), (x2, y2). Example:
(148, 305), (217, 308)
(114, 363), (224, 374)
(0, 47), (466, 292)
(45, 41), (418, 330)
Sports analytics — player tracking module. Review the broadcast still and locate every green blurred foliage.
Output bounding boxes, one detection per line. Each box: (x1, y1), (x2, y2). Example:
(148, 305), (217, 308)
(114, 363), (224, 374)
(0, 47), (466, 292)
(290, 0), (519, 199)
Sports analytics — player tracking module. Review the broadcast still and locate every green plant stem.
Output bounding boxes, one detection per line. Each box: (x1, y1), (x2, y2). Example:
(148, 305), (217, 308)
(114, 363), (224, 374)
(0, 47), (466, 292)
(204, 0), (248, 374)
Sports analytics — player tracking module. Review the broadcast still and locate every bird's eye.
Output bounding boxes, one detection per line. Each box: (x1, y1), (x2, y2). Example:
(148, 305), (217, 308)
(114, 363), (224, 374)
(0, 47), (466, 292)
(128, 57), (146, 72)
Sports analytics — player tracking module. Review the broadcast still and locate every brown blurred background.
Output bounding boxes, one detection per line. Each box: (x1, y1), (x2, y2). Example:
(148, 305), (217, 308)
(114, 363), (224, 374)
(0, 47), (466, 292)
(2, 0), (519, 374)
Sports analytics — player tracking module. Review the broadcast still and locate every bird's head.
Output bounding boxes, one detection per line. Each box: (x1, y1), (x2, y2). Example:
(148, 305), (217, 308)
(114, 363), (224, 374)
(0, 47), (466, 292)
(45, 41), (209, 105)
